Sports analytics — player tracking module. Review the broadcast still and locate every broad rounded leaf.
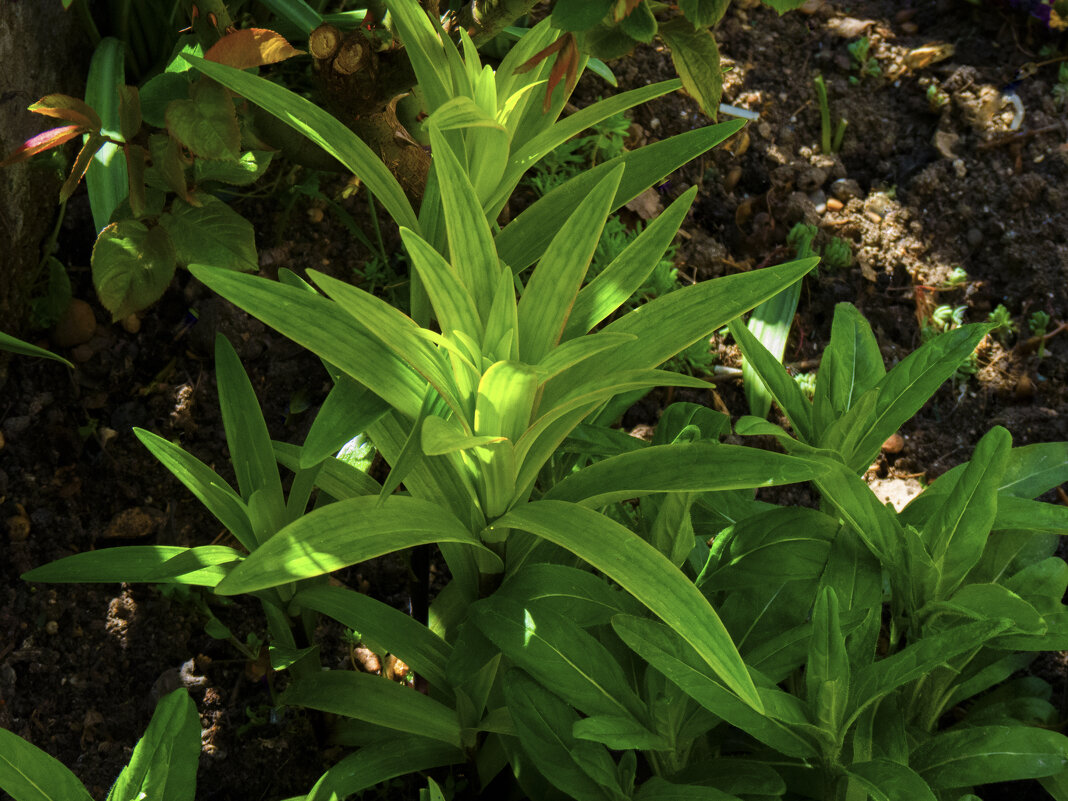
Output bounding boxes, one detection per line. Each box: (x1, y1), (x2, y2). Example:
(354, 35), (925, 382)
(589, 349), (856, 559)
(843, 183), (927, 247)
(165, 81), (240, 160)
(92, 221), (177, 320)
(159, 194), (257, 271)
(659, 17), (723, 119)
(551, 0), (613, 31)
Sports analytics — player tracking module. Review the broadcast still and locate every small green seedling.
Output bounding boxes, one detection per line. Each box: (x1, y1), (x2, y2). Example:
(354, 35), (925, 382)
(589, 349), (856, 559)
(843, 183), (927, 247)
(988, 304), (1017, 340)
(814, 74), (848, 153)
(793, 370), (817, 399)
(943, 266), (969, 288)
(847, 37), (881, 82)
(1030, 310), (1052, 359)
(926, 82), (950, 111)
(822, 237), (853, 270)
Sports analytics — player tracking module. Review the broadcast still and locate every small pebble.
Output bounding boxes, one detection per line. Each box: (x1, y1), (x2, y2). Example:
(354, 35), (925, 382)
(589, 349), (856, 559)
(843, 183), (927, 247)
(723, 165), (743, 192)
(865, 211), (883, 224)
(7, 513), (30, 542)
(882, 433), (905, 454)
(307, 207), (324, 223)
(830, 178), (862, 201)
(45, 620), (59, 636)
(72, 344), (95, 363)
(826, 197), (845, 211)
(53, 299), (96, 348)
(966, 228), (983, 247)
(0, 431), (5, 451)
(1015, 374), (1034, 401)
(121, 314), (141, 334)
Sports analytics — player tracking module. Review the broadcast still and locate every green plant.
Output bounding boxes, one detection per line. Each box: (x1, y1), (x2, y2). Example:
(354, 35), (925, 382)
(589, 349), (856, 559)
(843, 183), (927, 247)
(0, 688), (199, 801)
(847, 36), (881, 82)
(988, 303), (1017, 340)
(1030, 309), (1053, 359)
(821, 236), (852, 270)
(1054, 61), (1068, 107)
(926, 81), (950, 111)
(943, 265), (969, 288)
(814, 74), (847, 154)
(20, 4), (822, 797)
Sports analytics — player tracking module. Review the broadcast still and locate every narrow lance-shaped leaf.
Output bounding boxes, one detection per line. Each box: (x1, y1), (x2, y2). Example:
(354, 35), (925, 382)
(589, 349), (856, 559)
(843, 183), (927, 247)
(517, 164), (623, 364)
(215, 496), (498, 594)
(491, 501), (763, 712)
(428, 124), (499, 319)
(729, 315), (814, 442)
(0, 727), (94, 801)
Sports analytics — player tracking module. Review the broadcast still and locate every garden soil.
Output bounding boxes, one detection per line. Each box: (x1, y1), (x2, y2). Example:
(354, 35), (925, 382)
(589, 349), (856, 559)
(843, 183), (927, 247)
(2, 1), (1067, 798)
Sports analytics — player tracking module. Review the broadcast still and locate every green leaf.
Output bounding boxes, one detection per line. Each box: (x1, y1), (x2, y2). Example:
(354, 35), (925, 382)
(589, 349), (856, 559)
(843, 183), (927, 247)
(633, 777), (742, 801)
(551, 0), (613, 31)
(913, 726), (1068, 788)
(214, 335), (287, 539)
(545, 441), (826, 508)
(572, 716), (669, 751)
(0, 331), (72, 367)
(812, 458), (902, 563)
(385, 0), (452, 113)
(929, 583), (1045, 635)
(188, 266), (425, 418)
(999, 442), (1068, 498)
(274, 440), (382, 499)
(282, 671), (462, 747)
(729, 316), (813, 441)
(806, 587), (849, 735)
(491, 501), (762, 712)
(472, 597), (645, 721)
(813, 302), (885, 436)
(659, 18), (723, 118)
(518, 165), (623, 363)
(428, 125), (499, 319)
(504, 671), (623, 801)
(298, 377), (391, 469)
(923, 426), (1010, 595)
(564, 187), (696, 339)
(22, 546), (233, 586)
(679, 0), (731, 27)
(294, 585), (452, 695)
(193, 150), (273, 186)
(106, 689), (200, 801)
(850, 620), (1011, 719)
(823, 324), (990, 472)
(160, 194), (257, 272)
(92, 221), (177, 321)
(495, 563), (641, 626)
(165, 80), (240, 160)
(401, 228), (482, 340)
(140, 72), (191, 128)
(496, 80), (682, 217)
(845, 759), (936, 801)
(0, 727), (93, 801)
(84, 38), (128, 233)
(496, 120), (746, 274)
(740, 279), (803, 420)
(597, 257), (817, 375)
(760, 0), (809, 10)
(303, 737), (462, 801)
(184, 56), (418, 231)
(611, 614), (818, 758)
(215, 496), (496, 594)
(619, 2), (657, 43)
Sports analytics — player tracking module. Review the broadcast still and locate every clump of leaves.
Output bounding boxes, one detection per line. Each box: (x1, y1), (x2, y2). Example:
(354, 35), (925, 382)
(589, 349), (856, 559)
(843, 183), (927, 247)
(988, 303), (1017, 340)
(847, 36), (881, 82)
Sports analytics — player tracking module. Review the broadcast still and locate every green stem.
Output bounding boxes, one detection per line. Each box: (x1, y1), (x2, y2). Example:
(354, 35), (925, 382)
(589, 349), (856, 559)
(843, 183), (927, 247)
(814, 74), (832, 155)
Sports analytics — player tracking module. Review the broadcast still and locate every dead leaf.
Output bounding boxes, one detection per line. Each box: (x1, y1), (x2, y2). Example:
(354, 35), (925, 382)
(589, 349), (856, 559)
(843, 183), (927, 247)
(904, 42), (954, 70)
(826, 17), (875, 38)
(205, 28), (304, 70)
(625, 187), (663, 220)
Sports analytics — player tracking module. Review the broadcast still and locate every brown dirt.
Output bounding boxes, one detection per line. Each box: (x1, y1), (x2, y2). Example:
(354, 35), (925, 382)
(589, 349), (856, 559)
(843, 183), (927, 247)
(2, 1), (1067, 798)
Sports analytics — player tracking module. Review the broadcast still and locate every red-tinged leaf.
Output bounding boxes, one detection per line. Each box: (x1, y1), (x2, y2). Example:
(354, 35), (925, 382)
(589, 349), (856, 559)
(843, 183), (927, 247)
(28, 94), (102, 130)
(118, 85), (142, 141)
(515, 36), (566, 75)
(60, 132), (106, 202)
(126, 144), (148, 217)
(611, 0), (645, 21)
(204, 28), (304, 70)
(0, 125), (86, 167)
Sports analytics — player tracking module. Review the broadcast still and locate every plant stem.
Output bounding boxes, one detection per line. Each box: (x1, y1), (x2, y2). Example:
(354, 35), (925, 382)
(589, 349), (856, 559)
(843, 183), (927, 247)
(814, 74), (832, 154)
(452, 0), (542, 44)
